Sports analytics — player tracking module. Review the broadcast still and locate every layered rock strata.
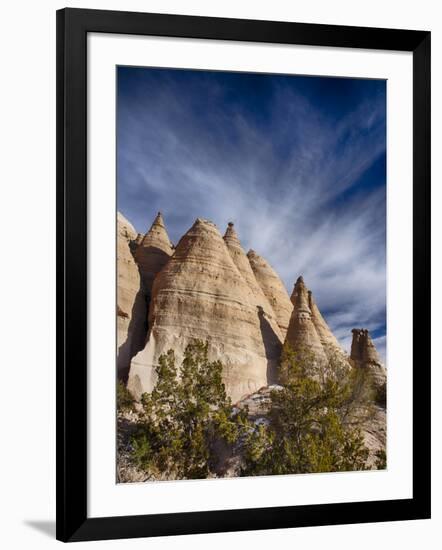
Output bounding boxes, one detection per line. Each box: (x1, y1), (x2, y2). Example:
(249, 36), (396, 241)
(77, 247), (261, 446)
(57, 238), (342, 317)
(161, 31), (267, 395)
(128, 218), (281, 403)
(117, 212), (147, 381)
(223, 222), (283, 362)
(284, 276), (328, 368)
(247, 249), (293, 336)
(308, 290), (349, 364)
(350, 328), (387, 391)
(134, 212), (174, 300)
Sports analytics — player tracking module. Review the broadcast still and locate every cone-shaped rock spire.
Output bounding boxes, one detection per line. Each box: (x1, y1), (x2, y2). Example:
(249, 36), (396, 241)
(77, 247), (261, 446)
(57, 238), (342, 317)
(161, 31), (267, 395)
(223, 223), (283, 346)
(350, 328), (386, 391)
(284, 276), (328, 367)
(290, 280), (348, 364)
(128, 218), (280, 403)
(247, 249), (293, 336)
(308, 290), (347, 360)
(223, 222), (240, 246)
(134, 212), (174, 299)
(117, 212), (148, 381)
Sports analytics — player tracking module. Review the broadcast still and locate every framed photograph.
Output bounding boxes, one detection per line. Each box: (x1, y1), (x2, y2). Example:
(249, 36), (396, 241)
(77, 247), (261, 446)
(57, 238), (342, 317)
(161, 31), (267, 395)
(56, 8), (431, 542)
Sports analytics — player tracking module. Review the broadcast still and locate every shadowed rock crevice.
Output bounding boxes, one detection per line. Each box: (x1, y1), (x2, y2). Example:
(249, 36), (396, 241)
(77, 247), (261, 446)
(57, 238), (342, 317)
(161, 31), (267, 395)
(117, 212), (174, 383)
(257, 306), (282, 385)
(247, 249), (293, 336)
(117, 287), (148, 383)
(128, 218), (278, 403)
(117, 212), (147, 381)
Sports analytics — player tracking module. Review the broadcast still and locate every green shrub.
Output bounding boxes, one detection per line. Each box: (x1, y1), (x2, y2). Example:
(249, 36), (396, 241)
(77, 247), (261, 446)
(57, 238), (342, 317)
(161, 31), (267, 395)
(241, 344), (370, 476)
(117, 380), (135, 412)
(375, 449), (387, 470)
(130, 341), (247, 480)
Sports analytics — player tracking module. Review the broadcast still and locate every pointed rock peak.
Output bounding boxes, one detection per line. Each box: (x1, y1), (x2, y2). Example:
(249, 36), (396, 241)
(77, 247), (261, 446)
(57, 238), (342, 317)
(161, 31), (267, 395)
(284, 275), (327, 367)
(189, 217), (219, 234)
(291, 275), (311, 314)
(350, 328), (386, 395)
(223, 221), (241, 247)
(171, 218), (223, 255)
(152, 211), (165, 228)
(193, 217), (218, 228)
(141, 211), (173, 249)
(351, 328), (381, 365)
(135, 212), (174, 295)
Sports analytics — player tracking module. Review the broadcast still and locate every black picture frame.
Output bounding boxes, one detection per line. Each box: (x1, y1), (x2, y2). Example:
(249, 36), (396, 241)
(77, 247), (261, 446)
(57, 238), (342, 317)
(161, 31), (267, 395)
(56, 7), (431, 543)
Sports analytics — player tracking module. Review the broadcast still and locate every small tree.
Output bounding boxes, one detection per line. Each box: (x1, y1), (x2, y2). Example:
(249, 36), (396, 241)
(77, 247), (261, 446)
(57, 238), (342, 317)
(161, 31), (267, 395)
(117, 380), (135, 412)
(130, 340), (247, 480)
(241, 344), (370, 476)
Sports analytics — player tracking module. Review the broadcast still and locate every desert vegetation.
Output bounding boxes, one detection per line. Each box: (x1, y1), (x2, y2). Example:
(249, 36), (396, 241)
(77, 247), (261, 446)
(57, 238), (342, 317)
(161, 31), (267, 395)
(117, 340), (385, 482)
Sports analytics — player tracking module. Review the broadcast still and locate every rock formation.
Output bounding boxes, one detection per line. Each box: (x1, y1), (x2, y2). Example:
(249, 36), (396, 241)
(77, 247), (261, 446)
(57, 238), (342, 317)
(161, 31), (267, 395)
(284, 276), (328, 368)
(246, 249), (293, 336)
(223, 222), (283, 346)
(118, 211), (387, 476)
(128, 218), (282, 403)
(350, 328), (387, 392)
(134, 212), (174, 300)
(117, 212), (147, 381)
(308, 290), (349, 363)
(360, 405), (386, 468)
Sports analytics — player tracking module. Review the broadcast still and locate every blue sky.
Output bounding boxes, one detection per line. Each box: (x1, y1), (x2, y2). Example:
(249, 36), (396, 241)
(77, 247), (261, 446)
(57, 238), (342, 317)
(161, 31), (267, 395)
(117, 66), (386, 360)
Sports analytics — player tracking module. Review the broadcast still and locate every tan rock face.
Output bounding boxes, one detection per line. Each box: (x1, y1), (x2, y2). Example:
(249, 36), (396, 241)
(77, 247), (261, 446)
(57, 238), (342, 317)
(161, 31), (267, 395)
(117, 212), (147, 381)
(134, 212), (174, 299)
(361, 405), (386, 468)
(350, 329), (386, 390)
(308, 290), (348, 362)
(128, 218), (281, 403)
(284, 276), (328, 366)
(223, 223), (283, 345)
(247, 249), (293, 336)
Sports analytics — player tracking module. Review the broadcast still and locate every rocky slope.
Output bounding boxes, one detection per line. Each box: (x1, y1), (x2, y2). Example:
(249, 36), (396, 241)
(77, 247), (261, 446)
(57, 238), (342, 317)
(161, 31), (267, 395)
(247, 249), (293, 337)
(285, 276), (329, 367)
(128, 218), (283, 403)
(118, 211), (387, 476)
(134, 211), (174, 300)
(116, 212), (147, 381)
(350, 328), (387, 392)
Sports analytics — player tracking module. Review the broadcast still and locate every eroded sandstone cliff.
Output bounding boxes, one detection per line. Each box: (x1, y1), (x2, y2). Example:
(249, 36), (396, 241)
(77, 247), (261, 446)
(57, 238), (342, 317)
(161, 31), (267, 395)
(223, 222), (283, 362)
(128, 218), (282, 403)
(285, 276), (329, 368)
(246, 249), (293, 336)
(134, 212), (174, 300)
(117, 212), (147, 381)
(118, 211), (387, 477)
(350, 328), (387, 392)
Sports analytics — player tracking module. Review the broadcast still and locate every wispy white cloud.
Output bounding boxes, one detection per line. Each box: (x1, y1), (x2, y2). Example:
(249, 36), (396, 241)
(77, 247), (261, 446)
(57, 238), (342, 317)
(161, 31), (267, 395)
(118, 70), (386, 362)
